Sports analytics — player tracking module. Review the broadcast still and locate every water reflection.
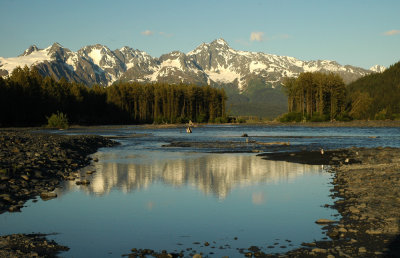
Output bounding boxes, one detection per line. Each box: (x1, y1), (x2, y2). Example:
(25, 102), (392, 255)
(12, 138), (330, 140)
(60, 154), (322, 200)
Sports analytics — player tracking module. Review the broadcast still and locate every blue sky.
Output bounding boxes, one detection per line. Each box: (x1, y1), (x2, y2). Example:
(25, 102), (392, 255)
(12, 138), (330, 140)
(0, 0), (399, 69)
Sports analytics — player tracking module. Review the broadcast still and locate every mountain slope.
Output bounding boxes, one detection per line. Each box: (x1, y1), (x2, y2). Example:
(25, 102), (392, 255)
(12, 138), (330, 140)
(0, 39), (384, 117)
(1, 39), (379, 87)
(347, 61), (400, 120)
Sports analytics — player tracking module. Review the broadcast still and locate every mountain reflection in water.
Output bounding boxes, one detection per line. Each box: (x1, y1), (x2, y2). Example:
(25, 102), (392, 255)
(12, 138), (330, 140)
(60, 153), (322, 199)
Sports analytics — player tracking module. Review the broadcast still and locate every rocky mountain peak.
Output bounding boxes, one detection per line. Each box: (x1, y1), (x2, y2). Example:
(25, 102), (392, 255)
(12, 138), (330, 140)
(46, 42), (71, 61)
(211, 38), (230, 47)
(370, 65), (386, 73)
(1, 39), (376, 90)
(20, 45), (39, 57)
(188, 38), (231, 56)
(47, 42), (64, 53)
(159, 51), (185, 60)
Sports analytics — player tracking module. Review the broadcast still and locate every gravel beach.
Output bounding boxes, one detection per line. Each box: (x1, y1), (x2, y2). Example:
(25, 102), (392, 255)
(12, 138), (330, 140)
(0, 129), (118, 257)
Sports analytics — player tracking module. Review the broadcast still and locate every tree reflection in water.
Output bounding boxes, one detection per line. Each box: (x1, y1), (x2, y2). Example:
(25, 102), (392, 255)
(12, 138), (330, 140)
(59, 153), (322, 199)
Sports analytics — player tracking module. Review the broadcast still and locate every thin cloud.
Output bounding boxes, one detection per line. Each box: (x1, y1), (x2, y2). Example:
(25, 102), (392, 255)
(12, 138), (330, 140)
(141, 30), (154, 36)
(276, 34), (290, 39)
(235, 39), (250, 46)
(159, 31), (173, 38)
(250, 31), (265, 42)
(242, 32), (290, 45)
(383, 30), (400, 36)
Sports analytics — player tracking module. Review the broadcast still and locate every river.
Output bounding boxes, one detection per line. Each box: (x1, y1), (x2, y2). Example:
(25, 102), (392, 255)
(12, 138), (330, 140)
(1, 125), (399, 257)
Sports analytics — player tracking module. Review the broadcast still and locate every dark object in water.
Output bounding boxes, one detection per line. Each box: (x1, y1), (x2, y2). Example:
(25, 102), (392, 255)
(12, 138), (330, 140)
(242, 133), (248, 137)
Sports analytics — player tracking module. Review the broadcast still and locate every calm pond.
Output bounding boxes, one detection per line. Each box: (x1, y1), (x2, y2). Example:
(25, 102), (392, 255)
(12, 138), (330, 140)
(1, 125), (399, 257)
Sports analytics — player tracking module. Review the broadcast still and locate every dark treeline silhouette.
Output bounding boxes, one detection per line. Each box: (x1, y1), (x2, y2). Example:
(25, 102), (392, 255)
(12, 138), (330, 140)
(281, 72), (347, 122)
(0, 66), (226, 126)
(281, 64), (400, 122)
(347, 61), (400, 120)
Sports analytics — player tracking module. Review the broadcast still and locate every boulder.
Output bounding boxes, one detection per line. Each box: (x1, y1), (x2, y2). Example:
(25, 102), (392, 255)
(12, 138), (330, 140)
(40, 192), (57, 200)
(315, 219), (337, 224)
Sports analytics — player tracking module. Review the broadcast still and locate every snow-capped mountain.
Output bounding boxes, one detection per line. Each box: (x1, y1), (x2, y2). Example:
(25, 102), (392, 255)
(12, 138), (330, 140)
(0, 39), (375, 90)
(369, 64), (386, 73)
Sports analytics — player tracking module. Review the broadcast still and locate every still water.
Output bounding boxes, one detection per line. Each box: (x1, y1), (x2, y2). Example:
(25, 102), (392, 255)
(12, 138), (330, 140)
(1, 125), (399, 257)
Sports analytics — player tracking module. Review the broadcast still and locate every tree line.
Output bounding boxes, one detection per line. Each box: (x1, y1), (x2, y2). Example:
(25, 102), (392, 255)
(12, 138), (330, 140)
(281, 72), (347, 122)
(346, 61), (400, 120)
(280, 62), (400, 122)
(0, 66), (227, 126)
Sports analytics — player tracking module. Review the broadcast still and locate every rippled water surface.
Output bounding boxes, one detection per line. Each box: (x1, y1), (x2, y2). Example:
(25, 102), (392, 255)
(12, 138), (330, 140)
(1, 125), (399, 257)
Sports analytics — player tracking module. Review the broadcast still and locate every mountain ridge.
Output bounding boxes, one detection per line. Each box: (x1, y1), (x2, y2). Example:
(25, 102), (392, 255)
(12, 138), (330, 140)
(0, 39), (384, 89)
(0, 39), (386, 117)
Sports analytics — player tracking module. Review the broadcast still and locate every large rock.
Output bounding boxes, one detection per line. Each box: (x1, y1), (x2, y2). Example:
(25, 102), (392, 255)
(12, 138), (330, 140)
(40, 192), (57, 200)
(315, 219), (337, 224)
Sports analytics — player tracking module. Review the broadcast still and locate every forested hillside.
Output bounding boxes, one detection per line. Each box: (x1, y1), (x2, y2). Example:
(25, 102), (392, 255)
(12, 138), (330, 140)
(280, 62), (400, 122)
(0, 67), (226, 126)
(347, 61), (400, 120)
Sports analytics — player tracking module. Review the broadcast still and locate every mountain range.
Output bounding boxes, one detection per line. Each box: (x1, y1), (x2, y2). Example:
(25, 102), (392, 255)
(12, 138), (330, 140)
(0, 39), (385, 117)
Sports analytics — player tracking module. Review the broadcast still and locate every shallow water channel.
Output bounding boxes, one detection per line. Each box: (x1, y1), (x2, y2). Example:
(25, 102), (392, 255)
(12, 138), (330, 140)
(2, 125), (400, 257)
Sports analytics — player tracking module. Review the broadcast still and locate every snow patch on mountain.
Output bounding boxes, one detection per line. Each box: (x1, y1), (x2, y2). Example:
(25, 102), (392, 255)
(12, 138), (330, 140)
(87, 48), (103, 67)
(160, 58), (182, 70)
(370, 65), (386, 73)
(207, 64), (243, 89)
(249, 61), (267, 73)
(66, 53), (79, 70)
(0, 39), (377, 90)
(0, 47), (52, 73)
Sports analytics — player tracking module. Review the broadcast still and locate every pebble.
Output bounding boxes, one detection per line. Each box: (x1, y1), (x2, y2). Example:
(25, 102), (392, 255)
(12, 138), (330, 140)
(358, 247), (367, 253)
(349, 206), (360, 213)
(365, 229), (382, 235)
(315, 219), (336, 224)
(20, 175), (29, 181)
(40, 192), (57, 200)
(76, 179), (90, 185)
(311, 248), (327, 254)
(0, 130), (118, 214)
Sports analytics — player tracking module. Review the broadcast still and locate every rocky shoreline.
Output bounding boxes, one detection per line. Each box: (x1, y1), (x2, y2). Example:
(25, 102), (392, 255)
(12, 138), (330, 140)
(0, 129), (118, 257)
(0, 233), (69, 258)
(0, 129), (118, 214)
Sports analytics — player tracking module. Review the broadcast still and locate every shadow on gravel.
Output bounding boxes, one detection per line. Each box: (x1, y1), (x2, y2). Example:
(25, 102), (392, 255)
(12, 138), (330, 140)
(386, 228), (400, 257)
